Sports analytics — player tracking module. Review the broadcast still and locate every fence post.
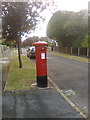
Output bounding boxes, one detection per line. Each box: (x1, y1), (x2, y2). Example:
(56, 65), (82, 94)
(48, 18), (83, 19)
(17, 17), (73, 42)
(78, 48), (80, 56)
(65, 47), (67, 53)
(87, 48), (89, 57)
(71, 47), (72, 54)
(61, 47), (62, 53)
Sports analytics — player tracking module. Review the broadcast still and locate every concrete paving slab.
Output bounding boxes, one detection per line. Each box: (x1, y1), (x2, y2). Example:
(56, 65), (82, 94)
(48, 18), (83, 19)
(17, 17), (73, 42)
(2, 89), (85, 119)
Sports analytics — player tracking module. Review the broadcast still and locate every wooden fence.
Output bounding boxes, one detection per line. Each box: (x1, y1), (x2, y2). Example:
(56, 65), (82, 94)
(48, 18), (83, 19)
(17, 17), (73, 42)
(53, 46), (90, 57)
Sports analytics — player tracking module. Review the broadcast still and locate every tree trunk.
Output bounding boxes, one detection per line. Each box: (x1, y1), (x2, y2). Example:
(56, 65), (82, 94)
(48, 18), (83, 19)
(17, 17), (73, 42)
(51, 46), (54, 51)
(17, 40), (22, 68)
(58, 41), (62, 53)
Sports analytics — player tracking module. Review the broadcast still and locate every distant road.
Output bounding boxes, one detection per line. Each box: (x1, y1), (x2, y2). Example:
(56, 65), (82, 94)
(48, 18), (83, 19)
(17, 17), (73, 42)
(47, 54), (88, 115)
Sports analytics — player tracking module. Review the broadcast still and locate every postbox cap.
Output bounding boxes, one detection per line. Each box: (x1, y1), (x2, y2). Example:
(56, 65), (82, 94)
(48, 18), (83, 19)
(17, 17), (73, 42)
(33, 41), (48, 46)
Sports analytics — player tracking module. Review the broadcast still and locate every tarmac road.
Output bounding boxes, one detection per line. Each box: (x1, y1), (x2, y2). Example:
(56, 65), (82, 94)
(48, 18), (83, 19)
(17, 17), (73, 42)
(47, 54), (88, 115)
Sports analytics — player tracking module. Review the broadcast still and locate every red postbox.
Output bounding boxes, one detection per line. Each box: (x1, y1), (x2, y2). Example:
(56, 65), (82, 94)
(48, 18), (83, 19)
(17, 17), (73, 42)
(33, 41), (48, 88)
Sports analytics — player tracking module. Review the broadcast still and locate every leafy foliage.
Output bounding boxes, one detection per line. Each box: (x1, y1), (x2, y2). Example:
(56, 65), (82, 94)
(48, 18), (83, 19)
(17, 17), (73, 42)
(2, 1), (48, 68)
(81, 35), (90, 48)
(2, 2), (46, 42)
(46, 10), (88, 47)
(22, 36), (39, 47)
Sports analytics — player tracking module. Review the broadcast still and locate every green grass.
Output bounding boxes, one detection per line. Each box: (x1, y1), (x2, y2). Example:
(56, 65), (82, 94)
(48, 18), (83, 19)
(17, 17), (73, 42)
(12, 49), (18, 54)
(48, 51), (89, 63)
(6, 55), (36, 91)
(0, 54), (2, 58)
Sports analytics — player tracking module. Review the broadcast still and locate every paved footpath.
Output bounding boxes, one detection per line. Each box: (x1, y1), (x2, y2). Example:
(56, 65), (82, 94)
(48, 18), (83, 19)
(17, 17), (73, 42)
(2, 89), (86, 119)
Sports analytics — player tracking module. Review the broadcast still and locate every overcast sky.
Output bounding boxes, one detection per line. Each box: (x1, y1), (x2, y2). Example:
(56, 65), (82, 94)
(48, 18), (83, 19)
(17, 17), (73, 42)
(22, 0), (89, 41)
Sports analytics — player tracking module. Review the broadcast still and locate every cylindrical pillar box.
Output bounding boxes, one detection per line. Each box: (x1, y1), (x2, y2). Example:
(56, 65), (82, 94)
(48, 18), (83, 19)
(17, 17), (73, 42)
(33, 41), (48, 88)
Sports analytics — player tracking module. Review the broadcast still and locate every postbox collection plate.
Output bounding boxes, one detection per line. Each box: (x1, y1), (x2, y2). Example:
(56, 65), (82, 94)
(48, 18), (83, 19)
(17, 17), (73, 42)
(41, 53), (45, 59)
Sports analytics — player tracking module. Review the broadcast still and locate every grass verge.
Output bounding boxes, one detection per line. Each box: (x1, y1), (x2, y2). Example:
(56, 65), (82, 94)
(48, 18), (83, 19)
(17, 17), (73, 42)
(48, 51), (89, 63)
(6, 55), (36, 91)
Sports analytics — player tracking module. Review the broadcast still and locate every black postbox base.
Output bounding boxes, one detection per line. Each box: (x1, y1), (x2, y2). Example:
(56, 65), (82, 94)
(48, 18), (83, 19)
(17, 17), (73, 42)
(37, 75), (48, 88)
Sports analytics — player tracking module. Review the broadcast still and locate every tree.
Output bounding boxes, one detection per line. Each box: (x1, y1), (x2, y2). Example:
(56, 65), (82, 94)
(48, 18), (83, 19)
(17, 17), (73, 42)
(88, 1), (90, 36)
(81, 35), (90, 48)
(2, 2), (47, 68)
(22, 36), (39, 47)
(46, 10), (88, 48)
(64, 10), (88, 47)
(46, 11), (72, 47)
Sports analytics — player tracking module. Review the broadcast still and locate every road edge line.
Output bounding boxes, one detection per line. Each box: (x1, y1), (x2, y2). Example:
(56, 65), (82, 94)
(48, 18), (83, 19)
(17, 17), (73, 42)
(48, 77), (87, 119)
